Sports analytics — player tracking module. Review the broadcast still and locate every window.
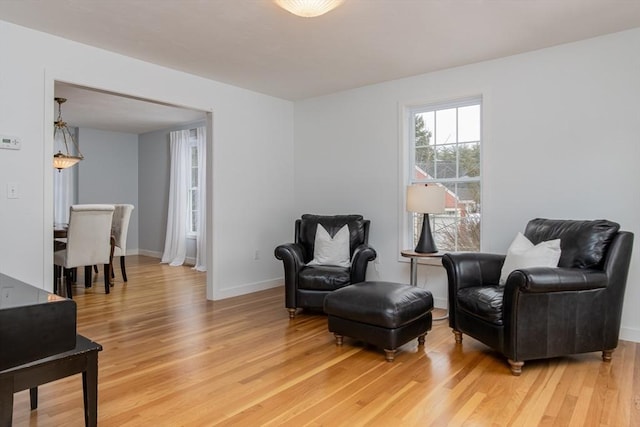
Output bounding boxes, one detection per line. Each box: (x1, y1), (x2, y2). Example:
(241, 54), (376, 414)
(405, 97), (482, 252)
(188, 128), (199, 235)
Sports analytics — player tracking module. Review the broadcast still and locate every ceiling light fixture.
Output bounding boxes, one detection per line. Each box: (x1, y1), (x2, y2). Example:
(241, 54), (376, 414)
(53, 97), (84, 171)
(275, 0), (344, 17)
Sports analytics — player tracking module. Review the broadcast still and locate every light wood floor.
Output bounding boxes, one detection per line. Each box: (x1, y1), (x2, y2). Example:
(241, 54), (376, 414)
(11, 255), (640, 426)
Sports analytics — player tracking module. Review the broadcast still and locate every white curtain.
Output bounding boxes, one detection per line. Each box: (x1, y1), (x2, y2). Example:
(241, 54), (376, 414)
(161, 127), (207, 271)
(161, 130), (190, 266)
(193, 127), (207, 271)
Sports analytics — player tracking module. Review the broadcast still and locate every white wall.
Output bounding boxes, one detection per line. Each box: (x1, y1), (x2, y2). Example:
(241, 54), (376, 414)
(0, 20), (294, 300)
(293, 28), (640, 341)
(77, 128), (139, 253)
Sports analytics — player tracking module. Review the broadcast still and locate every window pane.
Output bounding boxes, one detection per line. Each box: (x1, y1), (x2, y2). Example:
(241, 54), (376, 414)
(457, 142), (480, 178)
(191, 167), (198, 187)
(434, 145), (456, 179)
(191, 210), (198, 233)
(458, 105), (480, 142)
(435, 108), (456, 145)
(191, 146), (198, 165)
(432, 181), (480, 251)
(191, 189), (198, 211)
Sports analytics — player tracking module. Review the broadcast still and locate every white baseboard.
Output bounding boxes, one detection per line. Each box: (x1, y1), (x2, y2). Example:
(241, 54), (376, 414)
(213, 277), (282, 300)
(433, 296), (447, 311)
(135, 249), (195, 265)
(137, 249), (161, 259)
(620, 326), (640, 343)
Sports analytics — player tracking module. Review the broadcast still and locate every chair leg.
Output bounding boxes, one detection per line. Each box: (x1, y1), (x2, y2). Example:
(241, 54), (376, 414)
(418, 334), (426, 346)
(53, 265), (61, 295)
(103, 264), (111, 294)
(84, 265), (93, 288)
(93, 265), (98, 274)
(508, 359), (524, 376)
(65, 269), (73, 299)
(120, 256), (128, 282)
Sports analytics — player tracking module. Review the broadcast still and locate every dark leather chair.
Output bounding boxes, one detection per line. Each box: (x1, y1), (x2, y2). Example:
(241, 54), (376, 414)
(442, 218), (634, 375)
(274, 214), (377, 319)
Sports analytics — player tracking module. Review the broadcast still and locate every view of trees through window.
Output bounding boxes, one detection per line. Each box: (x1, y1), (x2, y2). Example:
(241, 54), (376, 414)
(188, 129), (199, 235)
(409, 99), (481, 252)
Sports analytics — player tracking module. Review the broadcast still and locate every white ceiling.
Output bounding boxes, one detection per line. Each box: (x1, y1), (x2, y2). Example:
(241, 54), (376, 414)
(54, 83), (206, 134)
(3, 0), (640, 132)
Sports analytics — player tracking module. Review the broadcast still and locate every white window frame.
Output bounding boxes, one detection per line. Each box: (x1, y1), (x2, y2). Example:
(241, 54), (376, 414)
(187, 128), (199, 238)
(399, 96), (483, 260)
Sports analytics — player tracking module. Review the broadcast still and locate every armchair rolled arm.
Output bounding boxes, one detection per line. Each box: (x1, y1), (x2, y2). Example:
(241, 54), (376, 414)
(350, 244), (377, 283)
(442, 252), (505, 290)
(507, 267), (607, 293)
(275, 243), (307, 308)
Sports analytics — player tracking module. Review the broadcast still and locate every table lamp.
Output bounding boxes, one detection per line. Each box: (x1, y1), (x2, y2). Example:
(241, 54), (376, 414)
(406, 184), (446, 253)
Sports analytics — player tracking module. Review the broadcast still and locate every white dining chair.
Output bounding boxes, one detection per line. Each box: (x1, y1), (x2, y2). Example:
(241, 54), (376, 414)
(54, 204), (115, 298)
(111, 204), (134, 282)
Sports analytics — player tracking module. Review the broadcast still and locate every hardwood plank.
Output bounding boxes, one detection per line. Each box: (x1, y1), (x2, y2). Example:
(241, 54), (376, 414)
(9, 255), (640, 426)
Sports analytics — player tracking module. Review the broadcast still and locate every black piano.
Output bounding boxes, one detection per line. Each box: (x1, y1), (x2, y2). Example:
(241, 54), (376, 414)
(0, 273), (101, 426)
(0, 273), (76, 370)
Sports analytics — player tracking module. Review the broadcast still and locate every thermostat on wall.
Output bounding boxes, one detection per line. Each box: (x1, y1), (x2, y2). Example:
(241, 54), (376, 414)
(0, 135), (21, 150)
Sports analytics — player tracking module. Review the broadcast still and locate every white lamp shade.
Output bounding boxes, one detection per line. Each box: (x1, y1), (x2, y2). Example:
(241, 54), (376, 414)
(275, 0), (344, 17)
(406, 185), (446, 214)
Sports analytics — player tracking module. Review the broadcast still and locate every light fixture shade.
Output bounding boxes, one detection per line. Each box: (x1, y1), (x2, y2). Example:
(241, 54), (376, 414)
(53, 97), (83, 171)
(406, 185), (446, 214)
(53, 152), (82, 170)
(275, 0), (344, 17)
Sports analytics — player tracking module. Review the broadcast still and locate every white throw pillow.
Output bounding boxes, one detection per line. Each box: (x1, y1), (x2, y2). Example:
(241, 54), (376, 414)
(499, 232), (561, 285)
(307, 224), (351, 268)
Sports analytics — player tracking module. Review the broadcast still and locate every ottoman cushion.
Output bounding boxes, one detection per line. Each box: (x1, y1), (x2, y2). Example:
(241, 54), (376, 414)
(324, 281), (433, 329)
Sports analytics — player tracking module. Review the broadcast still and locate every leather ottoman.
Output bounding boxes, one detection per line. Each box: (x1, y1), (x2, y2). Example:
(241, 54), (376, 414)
(323, 281), (433, 361)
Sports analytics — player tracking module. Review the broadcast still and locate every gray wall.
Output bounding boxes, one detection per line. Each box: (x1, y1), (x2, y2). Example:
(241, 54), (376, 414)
(77, 127), (139, 253)
(138, 120), (206, 258)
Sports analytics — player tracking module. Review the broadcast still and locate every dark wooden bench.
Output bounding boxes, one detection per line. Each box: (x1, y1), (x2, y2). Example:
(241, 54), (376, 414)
(0, 334), (102, 427)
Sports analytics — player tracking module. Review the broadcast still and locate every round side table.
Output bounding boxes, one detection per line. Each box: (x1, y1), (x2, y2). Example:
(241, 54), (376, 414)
(401, 250), (447, 321)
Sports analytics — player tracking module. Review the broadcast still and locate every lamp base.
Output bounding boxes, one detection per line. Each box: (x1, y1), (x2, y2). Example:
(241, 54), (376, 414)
(414, 213), (438, 254)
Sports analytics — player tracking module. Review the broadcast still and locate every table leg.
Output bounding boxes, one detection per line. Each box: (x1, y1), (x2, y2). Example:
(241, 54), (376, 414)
(410, 257), (418, 286)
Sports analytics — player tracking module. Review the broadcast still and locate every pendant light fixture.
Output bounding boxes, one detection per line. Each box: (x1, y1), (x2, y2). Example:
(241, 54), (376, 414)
(53, 97), (83, 171)
(275, 0), (344, 17)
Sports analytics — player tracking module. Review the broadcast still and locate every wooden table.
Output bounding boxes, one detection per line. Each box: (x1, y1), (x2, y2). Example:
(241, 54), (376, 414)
(0, 334), (102, 427)
(401, 250), (447, 320)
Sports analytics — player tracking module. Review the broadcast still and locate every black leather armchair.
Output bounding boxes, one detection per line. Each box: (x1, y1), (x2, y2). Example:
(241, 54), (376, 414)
(443, 218), (634, 375)
(275, 214), (377, 319)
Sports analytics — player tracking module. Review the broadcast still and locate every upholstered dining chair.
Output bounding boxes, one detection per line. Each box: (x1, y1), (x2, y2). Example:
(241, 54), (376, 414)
(54, 204), (115, 298)
(443, 218), (633, 375)
(110, 204), (134, 282)
(274, 214), (377, 319)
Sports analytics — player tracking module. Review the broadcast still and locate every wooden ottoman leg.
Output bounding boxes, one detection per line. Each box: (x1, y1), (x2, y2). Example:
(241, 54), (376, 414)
(418, 334), (426, 346)
(384, 349), (396, 362)
(602, 349), (614, 361)
(453, 329), (463, 343)
(334, 334), (344, 346)
(287, 308), (296, 319)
